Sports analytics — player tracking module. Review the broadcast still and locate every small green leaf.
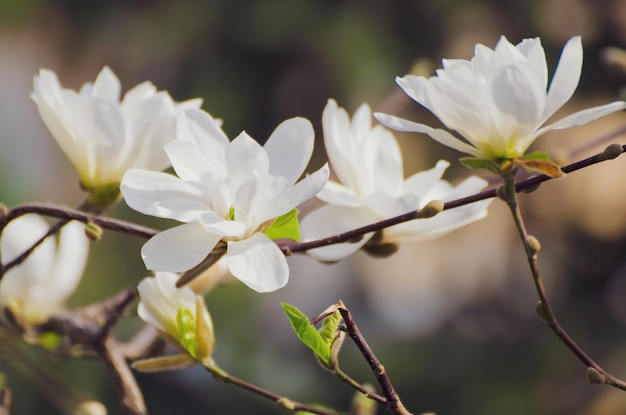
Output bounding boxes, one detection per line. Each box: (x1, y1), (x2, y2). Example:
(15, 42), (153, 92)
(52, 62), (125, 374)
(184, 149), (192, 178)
(318, 310), (341, 346)
(264, 209), (300, 242)
(281, 303), (330, 367)
(177, 308), (198, 359)
(522, 151), (550, 160)
(459, 157), (501, 174)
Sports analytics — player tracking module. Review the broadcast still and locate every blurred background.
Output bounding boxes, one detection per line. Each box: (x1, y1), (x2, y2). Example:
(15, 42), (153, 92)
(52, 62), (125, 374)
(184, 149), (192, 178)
(2, 0), (626, 414)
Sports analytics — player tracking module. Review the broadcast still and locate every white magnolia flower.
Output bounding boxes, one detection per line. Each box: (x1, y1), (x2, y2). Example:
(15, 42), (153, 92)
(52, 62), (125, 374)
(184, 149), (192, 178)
(137, 272), (214, 361)
(121, 109), (329, 293)
(0, 215), (89, 325)
(375, 36), (626, 161)
(301, 99), (491, 261)
(31, 66), (202, 203)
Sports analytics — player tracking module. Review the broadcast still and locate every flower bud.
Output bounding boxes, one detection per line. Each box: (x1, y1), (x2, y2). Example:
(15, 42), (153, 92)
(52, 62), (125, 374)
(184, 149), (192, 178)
(586, 367), (606, 384)
(535, 301), (550, 324)
(601, 143), (624, 161)
(73, 401), (107, 415)
(526, 235), (541, 257)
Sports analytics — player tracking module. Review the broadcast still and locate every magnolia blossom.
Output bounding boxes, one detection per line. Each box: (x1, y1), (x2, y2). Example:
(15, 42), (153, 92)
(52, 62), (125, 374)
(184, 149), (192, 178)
(31, 66), (202, 199)
(301, 99), (491, 261)
(137, 272), (214, 361)
(375, 36), (626, 161)
(121, 109), (329, 293)
(0, 215), (89, 325)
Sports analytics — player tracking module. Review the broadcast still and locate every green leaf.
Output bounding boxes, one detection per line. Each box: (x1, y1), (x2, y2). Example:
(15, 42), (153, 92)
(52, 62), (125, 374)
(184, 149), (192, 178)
(281, 303), (330, 367)
(522, 151), (550, 160)
(318, 310), (341, 346)
(459, 157), (501, 174)
(264, 209), (300, 242)
(177, 308), (198, 359)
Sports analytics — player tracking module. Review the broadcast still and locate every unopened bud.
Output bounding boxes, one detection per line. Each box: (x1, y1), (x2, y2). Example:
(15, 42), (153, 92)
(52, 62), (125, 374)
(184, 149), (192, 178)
(84, 222), (103, 241)
(349, 384), (377, 415)
(520, 183), (541, 194)
(496, 185), (508, 201)
(363, 242), (398, 258)
(73, 401), (107, 415)
(535, 301), (550, 324)
(277, 397), (296, 410)
(601, 143), (624, 161)
(418, 200), (444, 218)
(586, 367), (606, 384)
(526, 235), (541, 256)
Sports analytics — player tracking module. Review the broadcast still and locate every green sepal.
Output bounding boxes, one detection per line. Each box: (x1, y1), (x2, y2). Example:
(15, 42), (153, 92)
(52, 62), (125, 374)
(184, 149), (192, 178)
(177, 308), (198, 359)
(459, 157), (501, 174)
(281, 303), (331, 368)
(264, 209), (300, 242)
(83, 182), (121, 211)
(522, 151), (550, 161)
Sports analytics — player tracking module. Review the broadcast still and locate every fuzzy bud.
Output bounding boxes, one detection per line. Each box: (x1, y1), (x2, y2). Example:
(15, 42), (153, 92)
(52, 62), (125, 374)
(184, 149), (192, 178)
(601, 143), (624, 160)
(84, 222), (103, 241)
(526, 235), (541, 257)
(586, 367), (606, 384)
(418, 200), (444, 218)
(535, 301), (550, 324)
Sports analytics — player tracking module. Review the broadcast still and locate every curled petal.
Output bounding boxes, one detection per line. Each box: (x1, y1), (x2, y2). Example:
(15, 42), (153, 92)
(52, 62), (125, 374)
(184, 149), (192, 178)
(142, 222), (221, 272)
(226, 233), (288, 293)
(374, 113), (484, 158)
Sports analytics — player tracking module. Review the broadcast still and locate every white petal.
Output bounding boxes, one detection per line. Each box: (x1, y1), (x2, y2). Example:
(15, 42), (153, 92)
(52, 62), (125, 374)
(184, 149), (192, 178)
(198, 211), (246, 237)
(142, 222), (221, 272)
(91, 66), (121, 102)
(226, 233), (288, 293)
(256, 163), (329, 224)
(542, 36), (583, 123)
(534, 101), (626, 138)
(226, 131), (269, 194)
(44, 221), (89, 305)
(121, 169), (207, 220)
(374, 113), (485, 158)
(316, 181), (363, 207)
(300, 204), (377, 262)
(264, 117), (314, 186)
(403, 160), (450, 202)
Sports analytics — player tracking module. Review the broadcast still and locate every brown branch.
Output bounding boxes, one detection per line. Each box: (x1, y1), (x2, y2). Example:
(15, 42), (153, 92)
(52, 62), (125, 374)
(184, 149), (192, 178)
(203, 361), (340, 415)
(500, 168), (626, 391)
(281, 143), (626, 255)
(338, 303), (412, 415)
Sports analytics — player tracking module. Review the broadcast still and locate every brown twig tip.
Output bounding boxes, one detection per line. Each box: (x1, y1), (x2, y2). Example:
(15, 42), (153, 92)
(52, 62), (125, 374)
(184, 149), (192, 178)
(586, 367), (607, 384)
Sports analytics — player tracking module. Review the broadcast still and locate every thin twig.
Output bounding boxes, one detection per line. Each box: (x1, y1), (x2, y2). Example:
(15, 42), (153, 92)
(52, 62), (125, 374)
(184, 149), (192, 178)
(501, 169), (626, 391)
(338, 303), (412, 415)
(281, 143), (626, 255)
(203, 360), (340, 415)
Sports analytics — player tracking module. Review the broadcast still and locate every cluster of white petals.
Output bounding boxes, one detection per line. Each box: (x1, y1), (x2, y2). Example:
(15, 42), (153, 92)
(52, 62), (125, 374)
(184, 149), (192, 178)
(375, 36), (626, 160)
(32, 66), (202, 192)
(137, 272), (214, 360)
(121, 109), (329, 293)
(0, 215), (89, 324)
(300, 99), (491, 261)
